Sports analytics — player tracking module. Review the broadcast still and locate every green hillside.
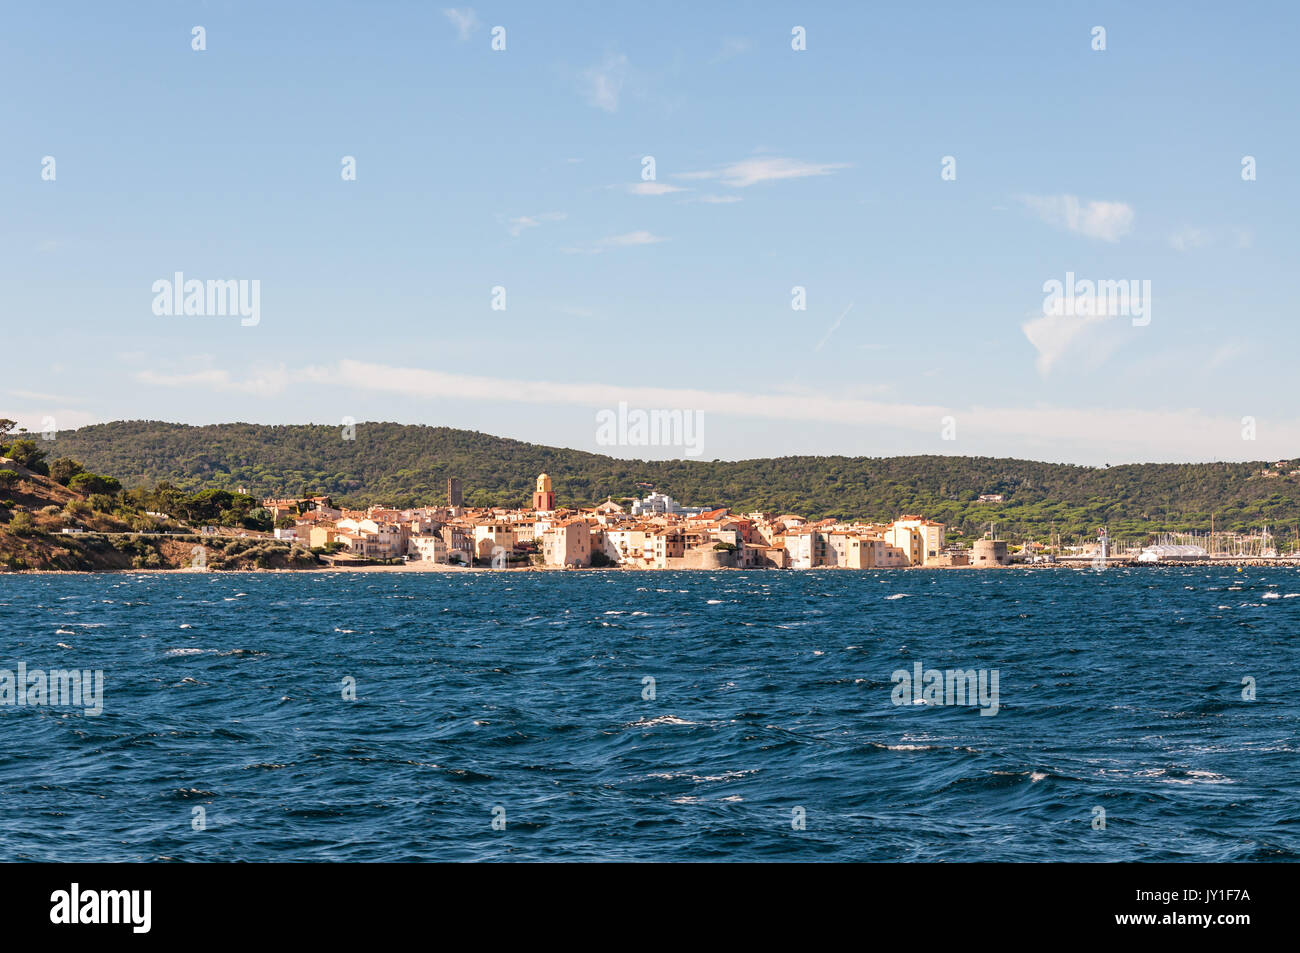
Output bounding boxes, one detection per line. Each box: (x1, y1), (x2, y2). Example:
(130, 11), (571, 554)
(46, 420), (1300, 543)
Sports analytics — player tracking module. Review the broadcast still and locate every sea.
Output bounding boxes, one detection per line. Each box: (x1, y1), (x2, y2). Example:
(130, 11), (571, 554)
(1, 567), (1296, 862)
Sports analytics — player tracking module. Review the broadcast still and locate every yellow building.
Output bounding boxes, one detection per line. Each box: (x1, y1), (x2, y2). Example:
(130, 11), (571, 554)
(887, 517), (946, 566)
(474, 522), (517, 559)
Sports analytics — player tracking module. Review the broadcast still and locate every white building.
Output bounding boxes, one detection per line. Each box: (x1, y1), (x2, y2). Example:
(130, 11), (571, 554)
(630, 491), (709, 517)
(408, 534), (449, 563)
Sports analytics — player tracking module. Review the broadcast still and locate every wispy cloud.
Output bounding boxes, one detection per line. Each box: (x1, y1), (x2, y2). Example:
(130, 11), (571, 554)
(564, 230), (666, 254)
(677, 157), (849, 188)
(1018, 193), (1134, 241)
(581, 53), (630, 112)
(442, 8), (480, 41)
(815, 302), (853, 352)
(711, 36), (752, 63)
(134, 366), (301, 398)
(1208, 340), (1247, 368)
(1170, 226), (1211, 252)
(7, 388), (79, 403)
(552, 305), (597, 319)
(505, 211), (566, 237)
(1170, 224), (1253, 251)
(628, 182), (687, 196)
(600, 230), (663, 247)
(135, 358), (1300, 460)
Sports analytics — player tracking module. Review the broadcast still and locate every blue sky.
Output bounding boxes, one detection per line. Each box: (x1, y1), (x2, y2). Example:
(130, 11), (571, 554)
(2, 1), (1295, 464)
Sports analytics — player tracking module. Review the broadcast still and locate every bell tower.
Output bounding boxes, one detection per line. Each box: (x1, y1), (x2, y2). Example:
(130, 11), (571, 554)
(533, 473), (555, 512)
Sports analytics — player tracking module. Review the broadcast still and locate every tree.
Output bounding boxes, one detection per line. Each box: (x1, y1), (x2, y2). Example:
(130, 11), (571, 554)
(0, 469), (17, 490)
(49, 457), (85, 486)
(4, 439), (48, 475)
(69, 472), (122, 496)
(242, 507), (272, 532)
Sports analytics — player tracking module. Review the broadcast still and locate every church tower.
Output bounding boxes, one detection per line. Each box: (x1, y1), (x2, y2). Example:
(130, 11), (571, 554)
(532, 473), (555, 512)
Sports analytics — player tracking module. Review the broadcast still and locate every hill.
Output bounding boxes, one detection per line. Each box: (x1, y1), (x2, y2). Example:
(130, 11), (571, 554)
(0, 440), (316, 572)
(45, 421), (1300, 543)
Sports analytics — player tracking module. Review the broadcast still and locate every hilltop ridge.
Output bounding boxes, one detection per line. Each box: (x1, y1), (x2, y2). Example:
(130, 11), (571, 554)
(42, 420), (1300, 540)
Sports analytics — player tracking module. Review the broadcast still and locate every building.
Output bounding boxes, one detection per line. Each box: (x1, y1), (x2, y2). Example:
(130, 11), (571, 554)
(825, 531), (902, 569)
(782, 528), (827, 569)
(440, 524), (474, 563)
(309, 525), (339, 548)
(865, 537), (910, 567)
(1137, 544), (1207, 562)
(648, 528), (685, 568)
(408, 534), (448, 563)
(972, 538), (1009, 566)
(630, 491), (709, 517)
(888, 517), (946, 566)
(335, 518), (405, 559)
(473, 522), (517, 560)
(447, 476), (463, 509)
(541, 520), (591, 567)
(533, 473), (555, 512)
(601, 527), (648, 566)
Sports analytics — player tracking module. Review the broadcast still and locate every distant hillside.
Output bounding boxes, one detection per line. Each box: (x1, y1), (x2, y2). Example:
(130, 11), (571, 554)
(0, 450), (313, 571)
(50, 420), (1300, 541)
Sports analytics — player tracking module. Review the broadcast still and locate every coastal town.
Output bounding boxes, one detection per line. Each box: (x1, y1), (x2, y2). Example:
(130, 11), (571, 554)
(260, 472), (1300, 571)
(5, 425), (1296, 571)
(264, 472), (999, 570)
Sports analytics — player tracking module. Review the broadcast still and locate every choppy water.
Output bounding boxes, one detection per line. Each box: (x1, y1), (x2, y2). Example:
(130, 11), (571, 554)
(1, 567), (1297, 861)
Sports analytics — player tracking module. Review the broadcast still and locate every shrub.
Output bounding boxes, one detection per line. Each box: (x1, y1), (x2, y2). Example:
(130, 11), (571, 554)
(0, 469), (18, 489)
(8, 511), (38, 537)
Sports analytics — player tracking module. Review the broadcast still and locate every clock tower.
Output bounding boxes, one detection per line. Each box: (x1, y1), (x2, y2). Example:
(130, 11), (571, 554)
(533, 473), (555, 512)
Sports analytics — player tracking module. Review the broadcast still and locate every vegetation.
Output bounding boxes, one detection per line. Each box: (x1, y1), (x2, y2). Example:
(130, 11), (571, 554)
(8, 511), (38, 537)
(0, 443), (314, 571)
(49, 457), (85, 485)
(45, 420), (1300, 541)
(68, 472), (122, 496)
(1, 438), (49, 475)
